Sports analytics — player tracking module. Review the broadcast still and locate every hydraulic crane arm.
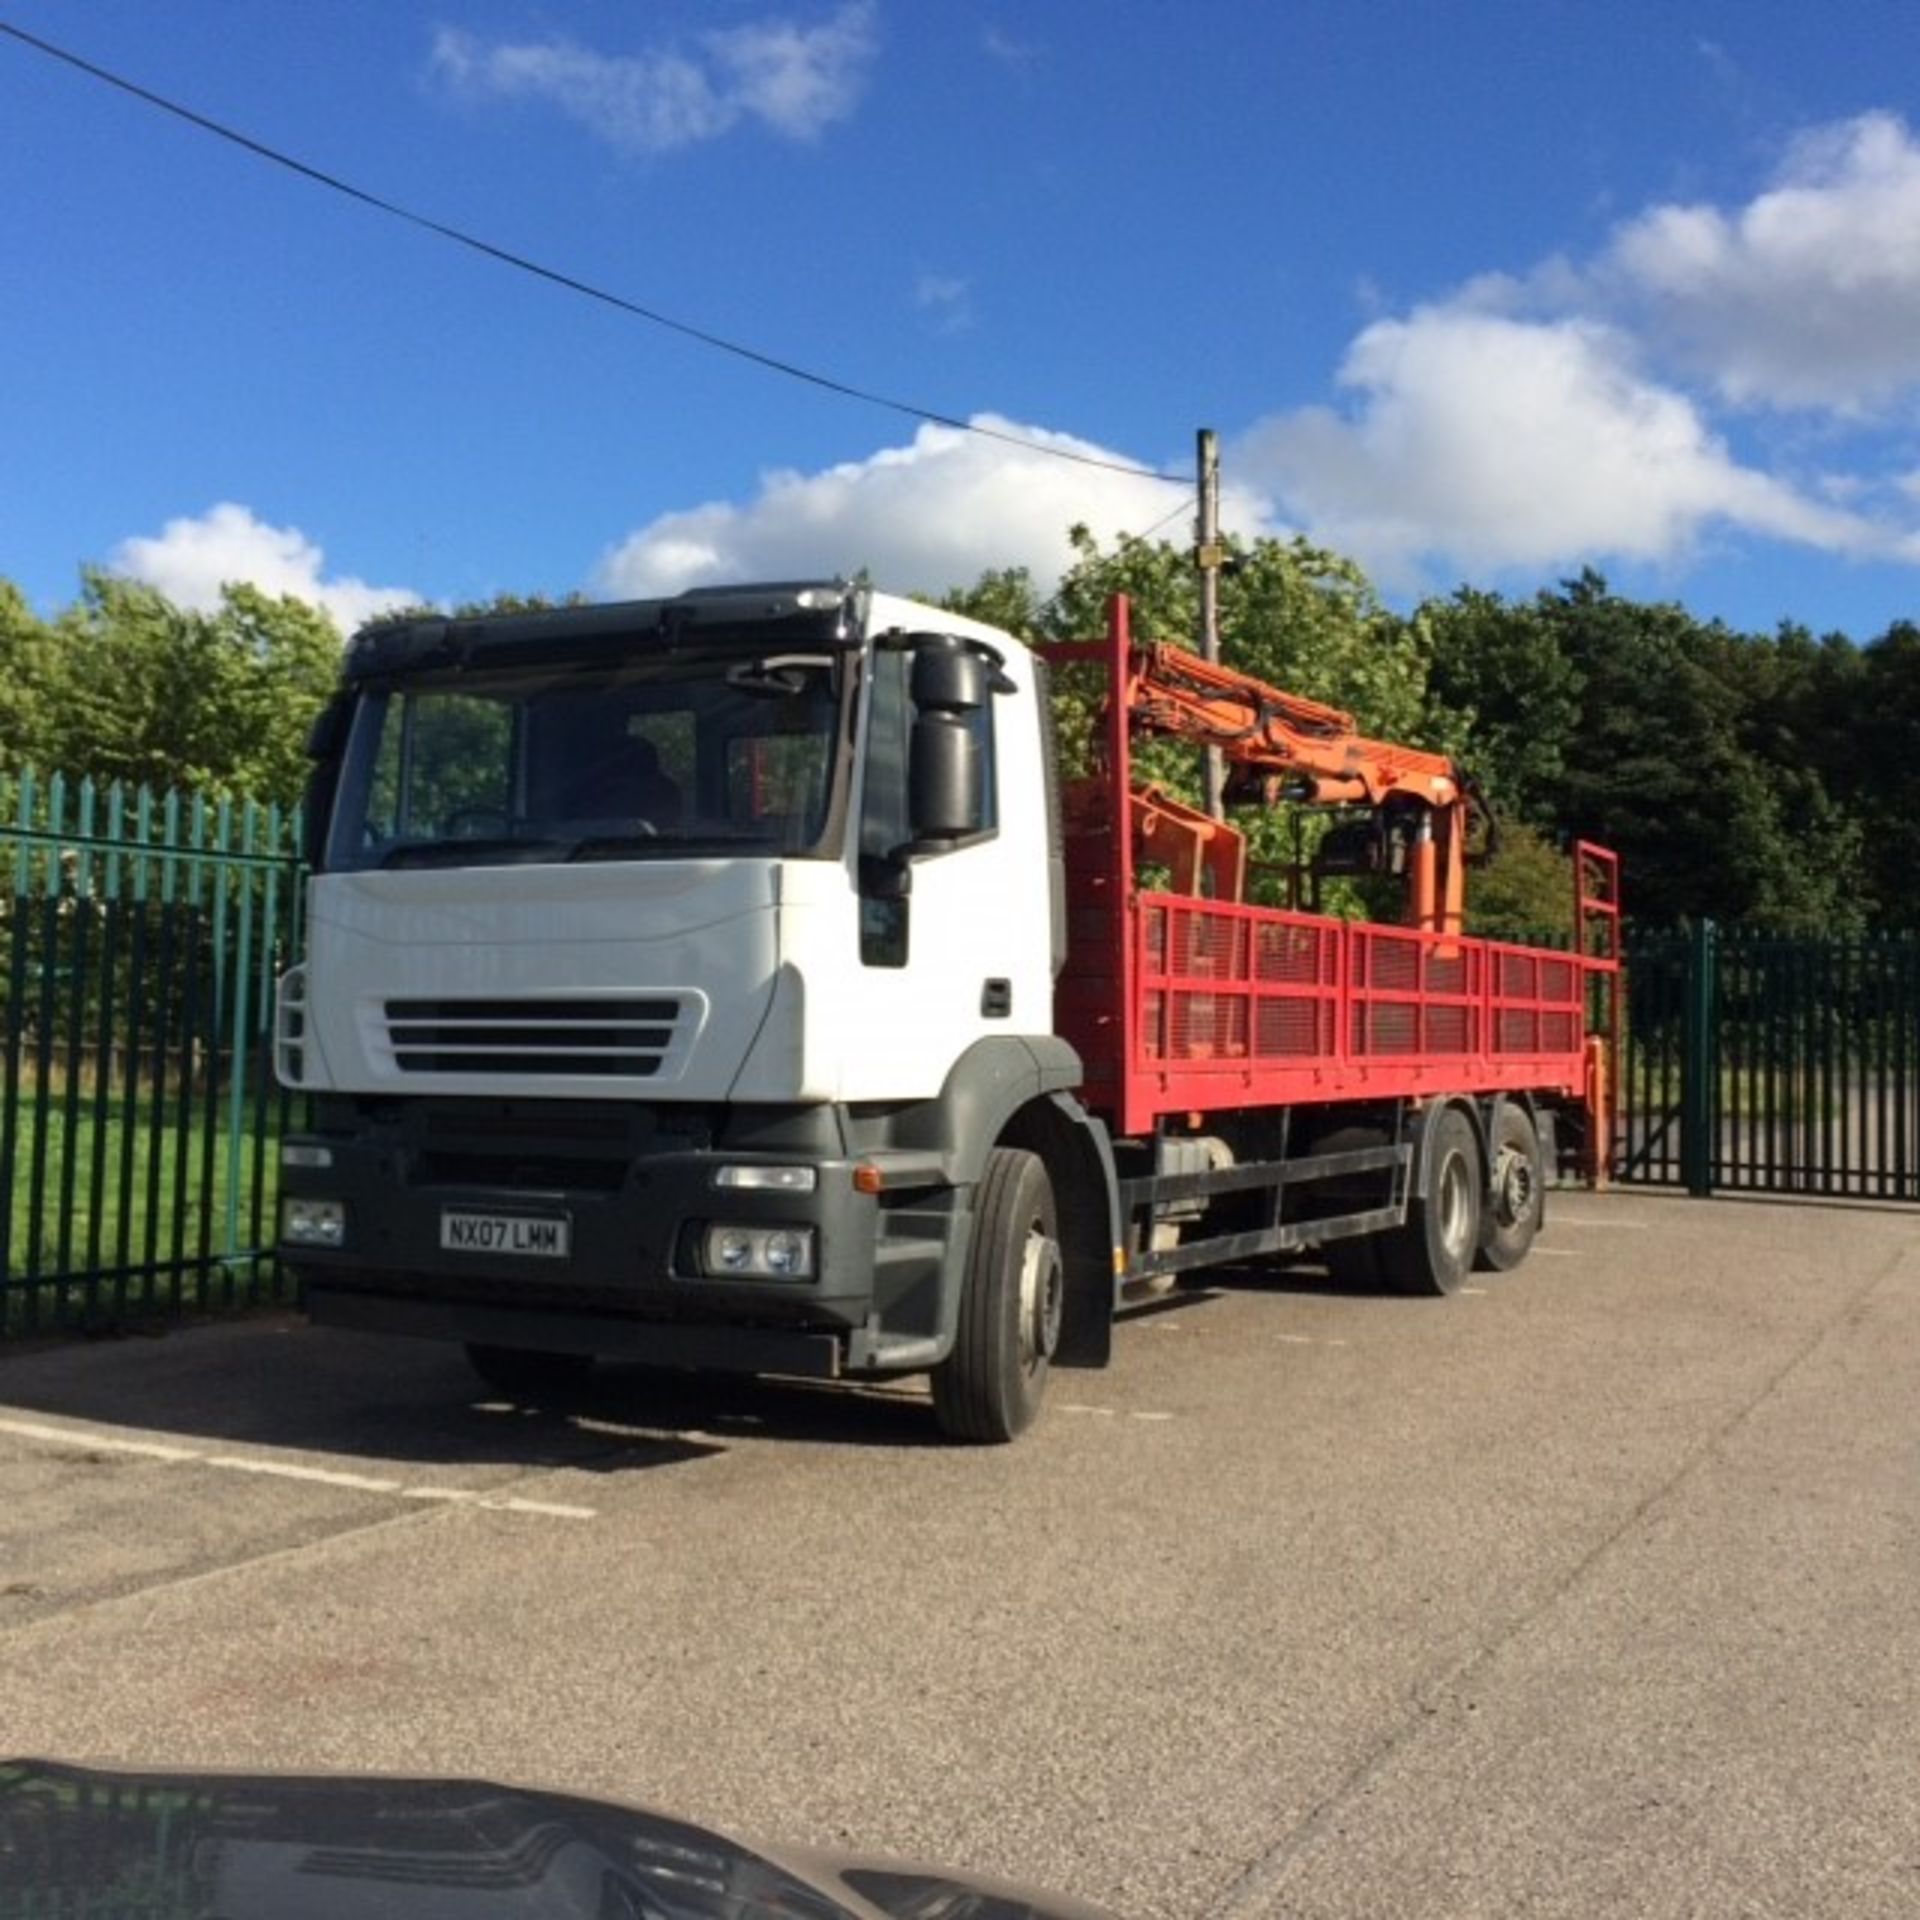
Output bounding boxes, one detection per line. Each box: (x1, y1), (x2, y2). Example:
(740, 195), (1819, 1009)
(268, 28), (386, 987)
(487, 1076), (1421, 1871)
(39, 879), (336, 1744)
(1121, 638), (1483, 934)
(1125, 640), (1463, 808)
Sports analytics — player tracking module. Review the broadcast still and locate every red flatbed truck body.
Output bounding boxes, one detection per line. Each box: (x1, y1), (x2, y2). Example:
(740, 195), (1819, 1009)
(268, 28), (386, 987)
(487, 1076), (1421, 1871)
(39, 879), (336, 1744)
(1050, 598), (1622, 1148)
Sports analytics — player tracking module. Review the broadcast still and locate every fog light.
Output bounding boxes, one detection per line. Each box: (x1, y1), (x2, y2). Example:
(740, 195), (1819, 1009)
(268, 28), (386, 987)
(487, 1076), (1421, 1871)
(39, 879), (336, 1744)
(701, 1224), (815, 1280)
(282, 1197), (346, 1248)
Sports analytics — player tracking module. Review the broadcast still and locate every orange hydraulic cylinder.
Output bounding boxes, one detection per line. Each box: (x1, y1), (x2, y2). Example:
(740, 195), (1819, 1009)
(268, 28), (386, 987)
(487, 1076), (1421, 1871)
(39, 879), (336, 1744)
(1583, 1035), (1612, 1190)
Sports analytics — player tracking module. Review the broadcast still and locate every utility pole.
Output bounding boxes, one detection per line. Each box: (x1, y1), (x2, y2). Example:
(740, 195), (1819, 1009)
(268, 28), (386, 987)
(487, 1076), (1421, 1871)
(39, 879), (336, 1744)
(1196, 427), (1226, 819)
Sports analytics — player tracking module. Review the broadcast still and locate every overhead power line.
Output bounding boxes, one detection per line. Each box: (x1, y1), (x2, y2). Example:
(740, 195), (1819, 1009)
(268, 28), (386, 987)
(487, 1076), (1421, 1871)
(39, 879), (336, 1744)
(0, 18), (1188, 488)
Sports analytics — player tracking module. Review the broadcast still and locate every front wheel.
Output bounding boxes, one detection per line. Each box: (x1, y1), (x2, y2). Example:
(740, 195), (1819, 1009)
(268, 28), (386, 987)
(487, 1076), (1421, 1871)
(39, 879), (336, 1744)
(464, 1343), (596, 1401)
(931, 1148), (1062, 1443)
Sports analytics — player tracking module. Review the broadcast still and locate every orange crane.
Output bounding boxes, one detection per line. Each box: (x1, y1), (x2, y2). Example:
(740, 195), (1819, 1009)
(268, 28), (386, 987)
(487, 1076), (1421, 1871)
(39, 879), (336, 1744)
(1113, 637), (1490, 935)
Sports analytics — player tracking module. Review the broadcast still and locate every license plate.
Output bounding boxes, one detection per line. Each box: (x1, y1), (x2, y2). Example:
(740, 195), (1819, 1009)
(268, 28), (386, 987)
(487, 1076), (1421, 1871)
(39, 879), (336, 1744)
(439, 1210), (571, 1259)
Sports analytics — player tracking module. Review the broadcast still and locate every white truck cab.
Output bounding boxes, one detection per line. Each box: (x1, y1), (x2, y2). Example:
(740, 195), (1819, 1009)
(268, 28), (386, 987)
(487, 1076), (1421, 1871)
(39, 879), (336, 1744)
(277, 581), (1111, 1439)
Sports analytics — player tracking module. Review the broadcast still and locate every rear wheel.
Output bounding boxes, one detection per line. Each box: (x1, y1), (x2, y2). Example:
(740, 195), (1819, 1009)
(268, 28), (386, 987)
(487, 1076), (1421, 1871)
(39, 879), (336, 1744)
(931, 1148), (1062, 1444)
(1310, 1125), (1393, 1289)
(1476, 1103), (1544, 1272)
(464, 1343), (596, 1400)
(1378, 1106), (1481, 1297)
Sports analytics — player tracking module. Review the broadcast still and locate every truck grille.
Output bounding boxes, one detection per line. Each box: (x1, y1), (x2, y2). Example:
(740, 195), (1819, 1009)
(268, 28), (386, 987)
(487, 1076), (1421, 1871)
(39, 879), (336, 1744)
(383, 997), (681, 1077)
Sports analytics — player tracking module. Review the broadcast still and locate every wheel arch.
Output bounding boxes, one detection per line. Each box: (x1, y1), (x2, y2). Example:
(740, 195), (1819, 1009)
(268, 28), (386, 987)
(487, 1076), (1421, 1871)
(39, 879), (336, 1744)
(842, 1038), (1096, 1376)
(879, 1035), (1083, 1186)
(1410, 1094), (1488, 1199)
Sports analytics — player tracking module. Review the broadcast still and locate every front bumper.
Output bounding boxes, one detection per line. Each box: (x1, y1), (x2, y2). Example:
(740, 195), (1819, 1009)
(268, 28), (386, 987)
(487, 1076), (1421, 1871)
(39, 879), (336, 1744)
(277, 1099), (967, 1373)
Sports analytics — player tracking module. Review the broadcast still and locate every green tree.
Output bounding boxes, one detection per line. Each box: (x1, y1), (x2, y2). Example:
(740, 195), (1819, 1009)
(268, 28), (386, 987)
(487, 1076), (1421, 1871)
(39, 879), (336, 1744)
(939, 528), (1448, 904)
(1465, 821), (1576, 941)
(1420, 586), (1582, 823)
(1542, 574), (1868, 931)
(35, 573), (341, 808)
(210, 584), (346, 805)
(936, 565), (1047, 644)
(1851, 621), (1920, 929)
(0, 579), (59, 768)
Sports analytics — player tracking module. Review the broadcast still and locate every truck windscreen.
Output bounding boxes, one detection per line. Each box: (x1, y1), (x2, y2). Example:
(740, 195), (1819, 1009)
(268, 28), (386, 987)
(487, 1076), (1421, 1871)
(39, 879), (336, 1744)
(323, 650), (847, 871)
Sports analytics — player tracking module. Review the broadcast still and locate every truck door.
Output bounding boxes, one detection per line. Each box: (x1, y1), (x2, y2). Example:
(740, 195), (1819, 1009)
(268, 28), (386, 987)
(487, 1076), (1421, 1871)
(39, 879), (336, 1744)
(843, 634), (1049, 1099)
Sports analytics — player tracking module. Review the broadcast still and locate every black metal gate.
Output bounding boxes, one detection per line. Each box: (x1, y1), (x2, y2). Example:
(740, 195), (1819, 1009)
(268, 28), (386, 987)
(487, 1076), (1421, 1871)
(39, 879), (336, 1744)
(1617, 924), (1920, 1200)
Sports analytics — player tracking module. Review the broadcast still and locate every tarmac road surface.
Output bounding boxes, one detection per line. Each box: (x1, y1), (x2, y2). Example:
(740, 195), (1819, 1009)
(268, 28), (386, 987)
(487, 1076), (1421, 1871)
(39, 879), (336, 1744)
(3, 1188), (1916, 1918)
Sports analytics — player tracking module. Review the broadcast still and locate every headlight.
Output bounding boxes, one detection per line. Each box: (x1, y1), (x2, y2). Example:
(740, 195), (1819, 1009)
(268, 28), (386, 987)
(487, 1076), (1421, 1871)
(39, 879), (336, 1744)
(281, 1197), (346, 1248)
(700, 1224), (815, 1280)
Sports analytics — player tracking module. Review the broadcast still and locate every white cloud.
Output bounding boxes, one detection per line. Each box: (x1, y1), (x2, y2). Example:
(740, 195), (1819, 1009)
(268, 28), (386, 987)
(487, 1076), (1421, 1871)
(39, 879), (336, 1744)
(706, 5), (877, 139)
(1216, 114), (1920, 583)
(982, 26), (1042, 73)
(568, 111), (1920, 603)
(430, 4), (877, 156)
(913, 271), (973, 334)
(594, 417), (1235, 600)
(1605, 112), (1920, 410)
(1235, 307), (1879, 583)
(110, 504), (418, 634)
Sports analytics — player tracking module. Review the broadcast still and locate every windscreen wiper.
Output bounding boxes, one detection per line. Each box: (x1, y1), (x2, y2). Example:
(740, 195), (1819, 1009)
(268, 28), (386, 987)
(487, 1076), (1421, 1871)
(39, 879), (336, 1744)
(565, 830), (766, 861)
(377, 837), (566, 869)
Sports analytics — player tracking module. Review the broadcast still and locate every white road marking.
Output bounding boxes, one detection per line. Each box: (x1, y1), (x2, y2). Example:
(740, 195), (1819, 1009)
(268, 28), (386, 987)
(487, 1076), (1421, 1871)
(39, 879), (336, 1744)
(482, 1495), (600, 1520)
(0, 1415), (594, 1520)
(1551, 1215), (1649, 1228)
(204, 1455), (403, 1494)
(1460, 1286), (1489, 1297)
(0, 1416), (197, 1463)
(399, 1484), (595, 1520)
(1275, 1334), (1315, 1345)
(1060, 1404), (1174, 1423)
(1529, 1245), (1578, 1258)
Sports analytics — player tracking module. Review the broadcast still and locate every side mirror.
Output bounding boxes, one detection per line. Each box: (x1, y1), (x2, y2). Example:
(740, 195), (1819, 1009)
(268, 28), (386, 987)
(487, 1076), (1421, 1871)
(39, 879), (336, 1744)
(904, 637), (992, 844)
(910, 639), (994, 713)
(908, 713), (983, 842)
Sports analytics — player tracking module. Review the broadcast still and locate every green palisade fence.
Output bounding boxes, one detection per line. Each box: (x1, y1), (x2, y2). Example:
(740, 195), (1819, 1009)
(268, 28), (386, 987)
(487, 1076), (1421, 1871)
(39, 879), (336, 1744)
(1, 767), (305, 1338)
(7, 769), (1920, 1344)
(1616, 923), (1920, 1202)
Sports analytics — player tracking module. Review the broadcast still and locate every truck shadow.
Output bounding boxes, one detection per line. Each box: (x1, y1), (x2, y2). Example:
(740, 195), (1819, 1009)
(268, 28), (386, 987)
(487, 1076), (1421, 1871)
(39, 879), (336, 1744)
(1195, 1259), (1365, 1298)
(575, 1364), (942, 1448)
(1119, 1257), (1370, 1308)
(0, 1315), (944, 1474)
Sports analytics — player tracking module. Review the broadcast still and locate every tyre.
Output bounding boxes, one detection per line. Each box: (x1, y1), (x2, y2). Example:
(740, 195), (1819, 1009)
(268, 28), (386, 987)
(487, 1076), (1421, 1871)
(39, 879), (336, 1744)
(464, 1343), (596, 1400)
(1309, 1125), (1393, 1289)
(1476, 1103), (1544, 1272)
(1378, 1106), (1481, 1297)
(1324, 1234), (1384, 1288)
(931, 1147), (1062, 1443)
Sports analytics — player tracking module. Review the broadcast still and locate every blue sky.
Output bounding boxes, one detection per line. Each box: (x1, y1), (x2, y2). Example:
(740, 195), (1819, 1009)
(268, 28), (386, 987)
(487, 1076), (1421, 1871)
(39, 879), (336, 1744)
(4, 0), (1920, 640)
